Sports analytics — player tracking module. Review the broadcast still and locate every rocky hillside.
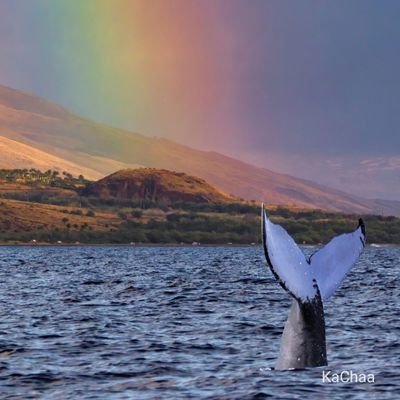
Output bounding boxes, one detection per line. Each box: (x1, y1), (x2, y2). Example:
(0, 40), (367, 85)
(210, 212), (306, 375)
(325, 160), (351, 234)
(81, 168), (236, 204)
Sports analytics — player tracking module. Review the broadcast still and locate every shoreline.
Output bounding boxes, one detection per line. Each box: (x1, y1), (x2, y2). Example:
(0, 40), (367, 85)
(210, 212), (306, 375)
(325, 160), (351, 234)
(0, 242), (259, 247)
(0, 242), (398, 248)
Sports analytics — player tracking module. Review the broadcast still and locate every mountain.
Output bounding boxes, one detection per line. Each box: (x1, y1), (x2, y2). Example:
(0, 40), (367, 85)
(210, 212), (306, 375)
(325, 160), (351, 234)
(0, 135), (99, 178)
(1, 84), (400, 216)
(256, 153), (400, 201)
(82, 168), (236, 204)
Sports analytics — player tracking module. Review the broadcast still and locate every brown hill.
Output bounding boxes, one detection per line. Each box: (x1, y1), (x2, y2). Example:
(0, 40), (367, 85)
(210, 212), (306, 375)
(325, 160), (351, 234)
(1, 84), (400, 215)
(82, 168), (236, 204)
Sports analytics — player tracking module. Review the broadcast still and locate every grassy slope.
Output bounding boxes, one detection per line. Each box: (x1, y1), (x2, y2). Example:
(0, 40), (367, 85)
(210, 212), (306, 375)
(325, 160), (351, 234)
(0, 199), (120, 233)
(0, 196), (398, 245)
(0, 135), (101, 179)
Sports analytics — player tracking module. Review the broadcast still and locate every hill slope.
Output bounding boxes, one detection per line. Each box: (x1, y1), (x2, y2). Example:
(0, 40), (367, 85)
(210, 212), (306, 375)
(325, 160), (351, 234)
(1, 84), (399, 215)
(0, 136), (100, 179)
(82, 168), (236, 204)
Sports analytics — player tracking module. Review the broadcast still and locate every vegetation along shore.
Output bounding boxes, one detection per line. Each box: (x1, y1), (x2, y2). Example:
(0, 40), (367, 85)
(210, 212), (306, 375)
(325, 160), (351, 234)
(0, 168), (399, 245)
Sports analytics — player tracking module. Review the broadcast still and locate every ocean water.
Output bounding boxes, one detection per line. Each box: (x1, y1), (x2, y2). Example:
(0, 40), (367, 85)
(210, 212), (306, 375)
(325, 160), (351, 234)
(0, 246), (398, 399)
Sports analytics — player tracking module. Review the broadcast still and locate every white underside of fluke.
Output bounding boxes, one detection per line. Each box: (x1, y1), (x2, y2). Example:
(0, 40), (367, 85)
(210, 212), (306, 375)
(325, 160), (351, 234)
(261, 204), (366, 302)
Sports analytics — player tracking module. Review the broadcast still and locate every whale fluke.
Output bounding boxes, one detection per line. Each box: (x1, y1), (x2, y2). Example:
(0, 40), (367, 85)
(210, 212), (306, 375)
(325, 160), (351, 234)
(261, 204), (366, 302)
(261, 204), (366, 369)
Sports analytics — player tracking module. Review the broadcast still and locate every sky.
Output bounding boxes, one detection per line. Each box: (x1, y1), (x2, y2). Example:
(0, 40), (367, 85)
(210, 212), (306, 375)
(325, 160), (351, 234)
(0, 0), (399, 198)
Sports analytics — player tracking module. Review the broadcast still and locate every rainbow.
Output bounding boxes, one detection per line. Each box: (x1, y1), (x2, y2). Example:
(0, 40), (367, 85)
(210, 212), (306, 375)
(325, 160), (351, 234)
(27, 1), (246, 149)
(0, 1), (282, 157)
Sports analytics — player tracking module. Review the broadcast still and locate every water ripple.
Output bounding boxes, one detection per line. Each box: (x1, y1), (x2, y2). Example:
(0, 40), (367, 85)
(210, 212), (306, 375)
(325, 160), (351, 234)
(0, 246), (399, 399)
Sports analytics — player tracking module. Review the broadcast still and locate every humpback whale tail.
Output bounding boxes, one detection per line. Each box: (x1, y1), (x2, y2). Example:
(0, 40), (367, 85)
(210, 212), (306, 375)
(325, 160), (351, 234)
(261, 204), (366, 369)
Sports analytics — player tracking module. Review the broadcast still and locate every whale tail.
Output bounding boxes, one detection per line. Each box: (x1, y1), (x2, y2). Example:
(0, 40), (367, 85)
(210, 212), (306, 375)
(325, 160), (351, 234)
(261, 203), (366, 303)
(261, 204), (366, 369)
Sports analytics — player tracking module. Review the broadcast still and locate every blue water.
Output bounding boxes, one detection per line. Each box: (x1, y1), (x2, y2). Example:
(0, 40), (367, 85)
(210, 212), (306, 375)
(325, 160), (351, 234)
(0, 246), (399, 399)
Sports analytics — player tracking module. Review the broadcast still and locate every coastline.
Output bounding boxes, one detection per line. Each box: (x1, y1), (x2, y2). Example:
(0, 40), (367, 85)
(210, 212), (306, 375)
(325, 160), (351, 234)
(0, 242), (398, 248)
